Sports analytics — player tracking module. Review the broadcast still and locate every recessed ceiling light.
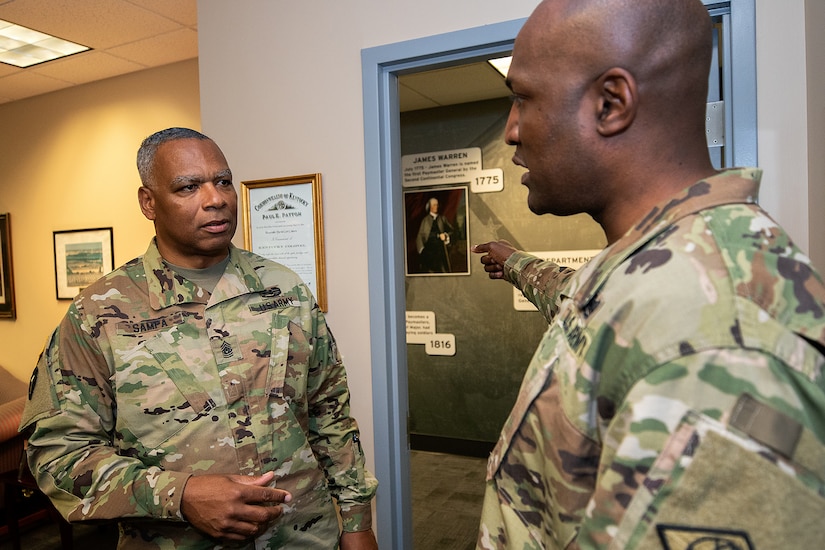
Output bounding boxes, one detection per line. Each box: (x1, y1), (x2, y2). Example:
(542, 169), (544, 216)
(0, 18), (89, 68)
(488, 56), (512, 78)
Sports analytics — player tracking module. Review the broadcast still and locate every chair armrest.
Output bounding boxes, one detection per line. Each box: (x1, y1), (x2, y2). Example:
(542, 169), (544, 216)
(0, 396), (26, 443)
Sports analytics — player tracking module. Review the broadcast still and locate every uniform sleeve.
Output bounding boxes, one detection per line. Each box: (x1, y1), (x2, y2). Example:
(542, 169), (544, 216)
(303, 305), (377, 532)
(575, 349), (825, 549)
(504, 251), (577, 321)
(19, 303), (191, 523)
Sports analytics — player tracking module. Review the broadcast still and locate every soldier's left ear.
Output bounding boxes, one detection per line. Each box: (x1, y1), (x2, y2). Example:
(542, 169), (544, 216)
(593, 67), (637, 137)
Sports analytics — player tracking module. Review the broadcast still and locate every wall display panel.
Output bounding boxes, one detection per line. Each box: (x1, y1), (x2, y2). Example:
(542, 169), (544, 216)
(401, 98), (607, 450)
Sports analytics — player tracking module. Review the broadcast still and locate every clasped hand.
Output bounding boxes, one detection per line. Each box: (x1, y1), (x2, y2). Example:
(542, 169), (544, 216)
(181, 471), (291, 542)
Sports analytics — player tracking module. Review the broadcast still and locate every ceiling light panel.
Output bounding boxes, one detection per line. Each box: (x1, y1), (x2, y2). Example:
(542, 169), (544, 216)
(488, 56), (512, 78)
(0, 19), (89, 68)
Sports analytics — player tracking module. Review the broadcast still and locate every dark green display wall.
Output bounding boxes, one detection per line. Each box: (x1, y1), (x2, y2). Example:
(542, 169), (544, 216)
(401, 98), (607, 455)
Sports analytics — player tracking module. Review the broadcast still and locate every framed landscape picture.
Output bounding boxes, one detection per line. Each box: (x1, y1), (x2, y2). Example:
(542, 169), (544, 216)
(53, 227), (114, 300)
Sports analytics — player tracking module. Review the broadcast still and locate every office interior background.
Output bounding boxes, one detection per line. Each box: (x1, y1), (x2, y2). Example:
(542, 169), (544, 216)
(0, 1), (823, 547)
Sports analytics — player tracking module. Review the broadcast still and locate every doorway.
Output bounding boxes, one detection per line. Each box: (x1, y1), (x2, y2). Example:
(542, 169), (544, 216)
(362, 3), (755, 547)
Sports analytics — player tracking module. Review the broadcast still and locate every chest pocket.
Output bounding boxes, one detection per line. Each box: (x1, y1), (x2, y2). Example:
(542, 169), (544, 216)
(487, 350), (558, 480)
(116, 332), (216, 450)
(487, 317), (601, 548)
(264, 310), (310, 404)
(208, 307), (311, 412)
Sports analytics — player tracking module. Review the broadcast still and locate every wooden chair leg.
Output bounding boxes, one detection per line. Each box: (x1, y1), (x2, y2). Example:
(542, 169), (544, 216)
(4, 483), (22, 550)
(47, 505), (73, 550)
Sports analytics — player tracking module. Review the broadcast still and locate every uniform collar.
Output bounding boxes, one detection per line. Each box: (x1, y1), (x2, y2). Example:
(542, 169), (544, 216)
(144, 240), (266, 310)
(569, 168), (762, 310)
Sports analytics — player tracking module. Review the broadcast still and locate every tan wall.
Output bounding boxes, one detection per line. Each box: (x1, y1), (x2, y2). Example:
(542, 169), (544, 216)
(0, 59), (200, 382)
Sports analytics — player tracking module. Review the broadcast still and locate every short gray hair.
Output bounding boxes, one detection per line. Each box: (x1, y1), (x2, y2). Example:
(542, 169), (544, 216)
(136, 127), (211, 187)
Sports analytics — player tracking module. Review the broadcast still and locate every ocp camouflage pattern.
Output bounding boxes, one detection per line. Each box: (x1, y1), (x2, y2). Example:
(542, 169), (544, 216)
(20, 241), (377, 549)
(478, 168), (825, 549)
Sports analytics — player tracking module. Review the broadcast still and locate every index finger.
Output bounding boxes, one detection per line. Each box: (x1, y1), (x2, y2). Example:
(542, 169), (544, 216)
(246, 486), (292, 506)
(264, 488), (292, 505)
(471, 242), (491, 254)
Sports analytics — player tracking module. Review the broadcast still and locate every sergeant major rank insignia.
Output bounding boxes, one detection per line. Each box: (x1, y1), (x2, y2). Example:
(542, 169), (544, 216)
(210, 335), (242, 365)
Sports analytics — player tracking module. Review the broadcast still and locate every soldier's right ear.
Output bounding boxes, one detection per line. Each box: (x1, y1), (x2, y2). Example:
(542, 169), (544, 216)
(138, 186), (157, 221)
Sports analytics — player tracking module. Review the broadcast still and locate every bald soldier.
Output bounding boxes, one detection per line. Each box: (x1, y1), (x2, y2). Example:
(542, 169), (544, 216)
(473, 0), (825, 548)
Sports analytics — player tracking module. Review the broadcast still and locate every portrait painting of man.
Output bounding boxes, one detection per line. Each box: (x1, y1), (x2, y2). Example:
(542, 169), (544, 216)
(404, 187), (469, 276)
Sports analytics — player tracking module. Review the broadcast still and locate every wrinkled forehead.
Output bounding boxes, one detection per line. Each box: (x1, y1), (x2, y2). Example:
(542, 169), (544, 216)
(153, 139), (229, 179)
(157, 138), (226, 165)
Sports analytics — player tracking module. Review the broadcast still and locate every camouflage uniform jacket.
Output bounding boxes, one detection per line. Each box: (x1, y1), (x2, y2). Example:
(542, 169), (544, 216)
(478, 168), (825, 549)
(20, 241), (377, 549)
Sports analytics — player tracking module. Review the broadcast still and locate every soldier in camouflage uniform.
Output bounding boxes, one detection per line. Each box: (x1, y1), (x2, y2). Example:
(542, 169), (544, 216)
(472, 0), (825, 548)
(20, 128), (378, 549)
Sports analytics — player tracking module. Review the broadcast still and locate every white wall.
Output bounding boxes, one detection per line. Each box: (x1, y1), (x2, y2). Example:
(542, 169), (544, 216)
(755, 0), (806, 235)
(756, 0), (824, 270)
(196, 0), (822, 541)
(805, 0), (825, 272)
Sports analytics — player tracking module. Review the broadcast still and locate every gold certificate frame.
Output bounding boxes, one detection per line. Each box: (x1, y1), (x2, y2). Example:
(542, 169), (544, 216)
(241, 174), (327, 311)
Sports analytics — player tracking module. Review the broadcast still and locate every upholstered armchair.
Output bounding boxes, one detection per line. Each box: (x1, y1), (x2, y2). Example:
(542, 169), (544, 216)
(0, 366), (27, 481)
(0, 365), (72, 548)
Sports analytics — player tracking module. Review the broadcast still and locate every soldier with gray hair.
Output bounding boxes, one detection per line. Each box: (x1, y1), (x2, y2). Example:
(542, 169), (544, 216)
(472, 0), (825, 548)
(21, 127), (378, 549)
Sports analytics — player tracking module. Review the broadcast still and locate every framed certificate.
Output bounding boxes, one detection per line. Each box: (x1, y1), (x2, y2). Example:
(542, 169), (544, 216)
(241, 174), (327, 311)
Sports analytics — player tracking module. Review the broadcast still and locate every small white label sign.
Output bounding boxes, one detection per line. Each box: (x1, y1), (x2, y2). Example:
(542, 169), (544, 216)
(406, 310), (435, 344)
(470, 168), (504, 193)
(402, 148), (482, 188)
(406, 311), (457, 356)
(424, 334), (456, 356)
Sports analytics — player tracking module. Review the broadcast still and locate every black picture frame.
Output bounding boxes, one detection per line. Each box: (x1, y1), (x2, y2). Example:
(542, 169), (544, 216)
(53, 227), (114, 300)
(0, 213), (16, 319)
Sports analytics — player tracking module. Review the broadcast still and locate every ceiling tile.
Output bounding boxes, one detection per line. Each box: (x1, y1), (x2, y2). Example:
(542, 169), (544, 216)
(0, 0), (183, 48)
(107, 28), (197, 67)
(30, 50), (145, 84)
(125, 0), (197, 27)
(399, 83), (439, 112)
(0, 61), (19, 77)
(399, 62), (510, 111)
